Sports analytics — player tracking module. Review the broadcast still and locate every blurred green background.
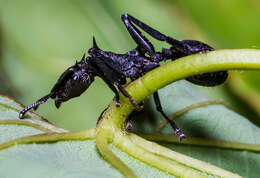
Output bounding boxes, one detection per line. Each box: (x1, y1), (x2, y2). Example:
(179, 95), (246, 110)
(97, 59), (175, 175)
(0, 0), (260, 130)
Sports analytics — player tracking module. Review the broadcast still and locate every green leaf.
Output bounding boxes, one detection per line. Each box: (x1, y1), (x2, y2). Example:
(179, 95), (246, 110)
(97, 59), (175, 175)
(0, 95), (173, 178)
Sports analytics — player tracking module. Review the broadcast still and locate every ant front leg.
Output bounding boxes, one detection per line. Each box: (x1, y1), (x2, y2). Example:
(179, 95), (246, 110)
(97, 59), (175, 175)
(105, 81), (121, 107)
(153, 92), (185, 140)
(19, 94), (52, 119)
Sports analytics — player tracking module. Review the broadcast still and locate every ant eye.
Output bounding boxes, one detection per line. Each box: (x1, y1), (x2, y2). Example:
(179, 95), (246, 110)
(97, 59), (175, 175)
(73, 75), (79, 81)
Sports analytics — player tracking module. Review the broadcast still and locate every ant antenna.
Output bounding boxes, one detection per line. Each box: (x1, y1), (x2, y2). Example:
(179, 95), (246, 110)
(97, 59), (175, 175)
(19, 94), (51, 119)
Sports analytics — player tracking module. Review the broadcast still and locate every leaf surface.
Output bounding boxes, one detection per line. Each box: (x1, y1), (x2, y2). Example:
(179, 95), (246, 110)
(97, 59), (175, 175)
(132, 81), (260, 177)
(0, 95), (173, 178)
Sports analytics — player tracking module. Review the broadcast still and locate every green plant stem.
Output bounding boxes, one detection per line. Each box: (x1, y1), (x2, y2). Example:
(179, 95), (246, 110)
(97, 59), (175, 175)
(96, 128), (137, 178)
(0, 129), (96, 150)
(156, 100), (229, 132)
(115, 132), (208, 178)
(128, 133), (241, 178)
(138, 133), (260, 153)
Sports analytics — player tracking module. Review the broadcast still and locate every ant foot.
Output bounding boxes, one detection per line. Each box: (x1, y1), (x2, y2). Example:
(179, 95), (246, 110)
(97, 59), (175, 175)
(175, 128), (186, 141)
(116, 101), (121, 107)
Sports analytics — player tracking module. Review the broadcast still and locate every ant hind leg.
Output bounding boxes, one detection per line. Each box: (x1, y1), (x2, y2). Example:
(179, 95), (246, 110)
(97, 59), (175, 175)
(153, 92), (185, 140)
(122, 14), (184, 48)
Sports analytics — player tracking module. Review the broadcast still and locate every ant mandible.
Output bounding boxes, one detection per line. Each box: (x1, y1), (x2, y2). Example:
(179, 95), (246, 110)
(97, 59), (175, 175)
(19, 14), (228, 140)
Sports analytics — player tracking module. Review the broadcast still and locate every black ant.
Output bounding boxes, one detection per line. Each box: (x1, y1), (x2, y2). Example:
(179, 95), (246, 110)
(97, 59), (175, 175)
(19, 14), (228, 140)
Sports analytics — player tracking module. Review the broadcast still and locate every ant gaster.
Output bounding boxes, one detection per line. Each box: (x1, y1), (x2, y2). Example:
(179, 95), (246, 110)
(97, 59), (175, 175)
(19, 14), (228, 140)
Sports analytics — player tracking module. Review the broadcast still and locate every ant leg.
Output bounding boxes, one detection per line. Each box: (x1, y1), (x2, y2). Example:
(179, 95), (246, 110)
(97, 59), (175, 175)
(116, 83), (143, 111)
(125, 102), (145, 130)
(122, 14), (228, 86)
(19, 94), (52, 119)
(90, 57), (122, 107)
(122, 14), (167, 41)
(153, 92), (185, 140)
(91, 53), (141, 109)
(105, 81), (121, 107)
(121, 14), (156, 56)
(122, 14), (184, 49)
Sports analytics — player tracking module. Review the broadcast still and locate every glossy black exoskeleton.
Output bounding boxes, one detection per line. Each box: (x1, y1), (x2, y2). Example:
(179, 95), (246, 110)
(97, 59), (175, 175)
(19, 14), (228, 140)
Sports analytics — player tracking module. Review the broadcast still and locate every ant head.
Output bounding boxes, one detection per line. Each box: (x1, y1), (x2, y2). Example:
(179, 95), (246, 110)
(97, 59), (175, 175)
(19, 54), (95, 118)
(52, 54), (95, 108)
